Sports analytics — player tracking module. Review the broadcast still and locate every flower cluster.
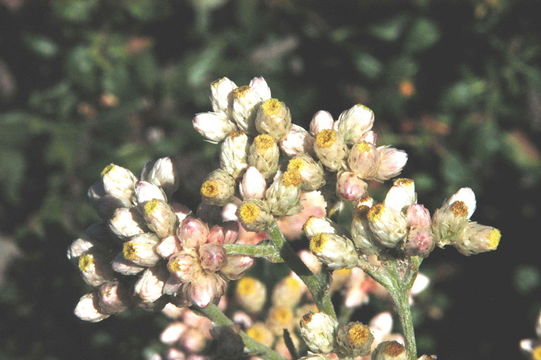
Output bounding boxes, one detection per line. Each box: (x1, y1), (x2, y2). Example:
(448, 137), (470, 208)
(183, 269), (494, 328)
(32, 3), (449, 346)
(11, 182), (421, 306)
(69, 158), (253, 322)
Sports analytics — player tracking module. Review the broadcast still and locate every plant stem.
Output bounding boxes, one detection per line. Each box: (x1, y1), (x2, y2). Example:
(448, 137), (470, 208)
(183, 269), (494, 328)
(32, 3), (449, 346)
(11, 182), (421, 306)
(223, 243), (283, 263)
(390, 288), (417, 360)
(267, 222), (336, 319)
(192, 304), (286, 360)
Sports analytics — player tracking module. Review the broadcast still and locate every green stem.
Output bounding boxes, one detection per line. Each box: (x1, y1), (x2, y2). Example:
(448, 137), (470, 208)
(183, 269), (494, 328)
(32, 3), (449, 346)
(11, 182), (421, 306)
(267, 222), (336, 319)
(223, 243), (283, 263)
(192, 304), (286, 360)
(390, 288), (417, 360)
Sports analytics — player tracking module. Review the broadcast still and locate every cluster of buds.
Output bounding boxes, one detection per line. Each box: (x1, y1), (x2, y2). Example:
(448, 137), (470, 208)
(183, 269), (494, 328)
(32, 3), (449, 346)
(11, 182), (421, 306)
(69, 158), (254, 322)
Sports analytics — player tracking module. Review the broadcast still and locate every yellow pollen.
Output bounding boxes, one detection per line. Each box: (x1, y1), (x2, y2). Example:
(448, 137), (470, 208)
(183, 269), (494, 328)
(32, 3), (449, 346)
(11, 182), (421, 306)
(487, 228), (501, 250)
(282, 170), (302, 187)
(270, 306), (293, 326)
(315, 129), (337, 148)
(237, 277), (257, 296)
(78, 253), (95, 272)
(239, 202), (261, 224)
(285, 276), (301, 291)
(367, 203), (385, 222)
(532, 345), (541, 360)
(101, 164), (115, 177)
(334, 268), (352, 277)
(354, 141), (372, 153)
(450, 201), (469, 217)
(201, 180), (220, 198)
(254, 134), (275, 151)
(287, 157), (305, 172)
(168, 259), (181, 273)
(232, 85), (251, 98)
(347, 323), (370, 346)
(123, 242), (137, 260)
(310, 233), (329, 254)
(230, 130), (245, 138)
(384, 342), (405, 356)
(144, 199), (161, 214)
(261, 98), (282, 116)
(394, 178), (413, 186)
(246, 327), (265, 342)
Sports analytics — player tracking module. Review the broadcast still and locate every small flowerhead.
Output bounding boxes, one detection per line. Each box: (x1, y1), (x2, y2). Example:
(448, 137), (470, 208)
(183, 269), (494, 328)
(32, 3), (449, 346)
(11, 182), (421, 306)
(314, 129), (348, 171)
(336, 321), (374, 357)
(310, 233), (358, 269)
(236, 200), (273, 232)
(255, 98), (292, 140)
(299, 311), (338, 353)
(372, 341), (407, 360)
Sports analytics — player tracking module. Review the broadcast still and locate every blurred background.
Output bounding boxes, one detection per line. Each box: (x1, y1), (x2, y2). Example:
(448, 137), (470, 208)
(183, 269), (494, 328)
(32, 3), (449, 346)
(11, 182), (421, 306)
(1, 0), (540, 359)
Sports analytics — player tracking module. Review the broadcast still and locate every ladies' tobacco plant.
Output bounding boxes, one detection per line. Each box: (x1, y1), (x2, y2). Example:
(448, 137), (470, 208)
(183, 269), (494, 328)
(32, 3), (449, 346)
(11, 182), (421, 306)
(69, 76), (501, 360)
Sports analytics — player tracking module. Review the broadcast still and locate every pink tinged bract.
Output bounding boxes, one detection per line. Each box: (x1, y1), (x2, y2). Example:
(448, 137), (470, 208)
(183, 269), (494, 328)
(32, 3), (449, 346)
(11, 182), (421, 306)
(220, 255), (254, 280)
(178, 217), (209, 249)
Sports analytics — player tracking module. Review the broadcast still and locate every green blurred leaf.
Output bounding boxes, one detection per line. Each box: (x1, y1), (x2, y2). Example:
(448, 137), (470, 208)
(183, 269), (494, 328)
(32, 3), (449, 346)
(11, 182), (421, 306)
(23, 34), (58, 59)
(354, 52), (382, 79)
(404, 18), (440, 53)
(514, 265), (541, 295)
(369, 15), (408, 42)
(51, 0), (99, 22)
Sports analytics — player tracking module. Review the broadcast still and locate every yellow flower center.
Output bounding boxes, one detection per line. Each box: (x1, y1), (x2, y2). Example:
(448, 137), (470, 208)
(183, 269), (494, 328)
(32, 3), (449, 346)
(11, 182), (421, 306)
(269, 306), (293, 326)
(168, 258), (181, 273)
(239, 202), (261, 224)
(354, 141), (372, 153)
(383, 342), (405, 356)
(100, 164), (115, 176)
(254, 134), (276, 151)
(285, 276), (301, 291)
(532, 345), (541, 360)
(78, 253), (95, 272)
(123, 242), (137, 261)
(229, 130), (245, 138)
(315, 129), (337, 148)
(287, 157), (305, 172)
(487, 228), (501, 250)
(394, 178), (413, 186)
(144, 199), (161, 215)
(232, 85), (251, 98)
(347, 323), (371, 346)
(282, 170), (302, 187)
(310, 233), (329, 254)
(450, 201), (469, 217)
(367, 203), (385, 222)
(201, 180), (220, 198)
(334, 268), (352, 277)
(237, 277), (257, 296)
(261, 98), (282, 116)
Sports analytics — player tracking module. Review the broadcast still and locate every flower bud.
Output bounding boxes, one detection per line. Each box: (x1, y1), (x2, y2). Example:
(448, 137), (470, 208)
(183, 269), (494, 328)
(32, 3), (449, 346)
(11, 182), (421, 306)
(406, 204), (431, 229)
(432, 188), (476, 247)
(109, 207), (146, 239)
(287, 154), (325, 191)
(156, 235), (181, 258)
(211, 77), (237, 112)
(303, 216), (336, 239)
(310, 110), (334, 135)
(384, 178), (417, 212)
(336, 171), (368, 202)
(310, 233), (358, 269)
(220, 131), (249, 179)
(348, 141), (378, 179)
(367, 203), (408, 248)
(100, 163), (137, 204)
(67, 237), (95, 263)
(193, 112), (237, 143)
(351, 200), (379, 255)
(362, 130), (377, 145)
(370, 311), (393, 342)
(314, 129), (348, 171)
(182, 272), (227, 308)
(168, 252), (200, 282)
(335, 104), (374, 145)
(267, 305), (295, 335)
(182, 328), (208, 353)
(249, 134), (280, 179)
(299, 311), (338, 353)
(230, 84), (269, 134)
(266, 171), (302, 216)
(78, 251), (114, 287)
(141, 157), (179, 197)
(372, 341), (407, 360)
(237, 200), (273, 232)
(123, 233), (160, 267)
(74, 292), (110, 322)
(375, 147), (408, 181)
(135, 181), (167, 204)
(199, 243), (226, 272)
(271, 275), (305, 308)
(88, 182), (130, 216)
(336, 322), (374, 357)
(220, 255), (254, 280)
(404, 227), (434, 257)
(255, 98), (292, 140)
(142, 199), (178, 238)
(235, 276), (267, 313)
(240, 166), (266, 200)
(454, 222), (501, 255)
(280, 124), (314, 157)
(134, 265), (167, 303)
(246, 322), (275, 347)
(160, 321), (188, 345)
(97, 281), (129, 314)
(172, 202), (192, 223)
(447, 187), (476, 219)
(111, 253), (145, 275)
(250, 76), (272, 100)
(178, 217), (210, 248)
(200, 169), (236, 206)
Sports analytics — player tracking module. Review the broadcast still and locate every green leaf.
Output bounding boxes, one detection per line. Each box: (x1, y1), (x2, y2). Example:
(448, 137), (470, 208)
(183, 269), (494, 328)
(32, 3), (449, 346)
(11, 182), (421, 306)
(354, 52), (382, 79)
(369, 15), (408, 42)
(23, 34), (59, 59)
(404, 18), (440, 53)
(51, 0), (99, 22)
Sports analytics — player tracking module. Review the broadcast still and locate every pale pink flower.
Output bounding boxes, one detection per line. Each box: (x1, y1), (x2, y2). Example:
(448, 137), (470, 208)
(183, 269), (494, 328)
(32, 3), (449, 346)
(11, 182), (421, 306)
(277, 191), (327, 239)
